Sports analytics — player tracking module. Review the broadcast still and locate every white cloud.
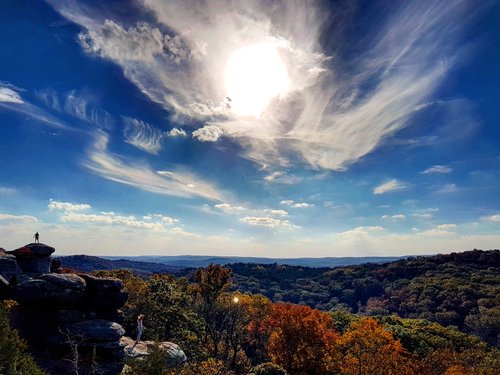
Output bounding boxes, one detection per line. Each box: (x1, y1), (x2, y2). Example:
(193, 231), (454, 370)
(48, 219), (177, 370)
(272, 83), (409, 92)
(46, 0), (480, 171)
(436, 223), (457, 230)
(0, 213), (38, 223)
(482, 214), (500, 222)
(0, 187), (17, 195)
(264, 171), (302, 185)
(261, 209), (288, 217)
(373, 179), (406, 195)
(123, 116), (165, 154)
(192, 125), (223, 142)
(436, 183), (458, 194)
(280, 199), (313, 208)
(214, 203), (246, 214)
(337, 226), (385, 240)
(84, 131), (224, 201)
(167, 127), (187, 137)
(421, 165), (453, 174)
(381, 214), (406, 220)
(0, 84), (23, 104)
(48, 200), (91, 212)
(412, 213), (433, 220)
(59, 210), (179, 233)
(240, 216), (298, 230)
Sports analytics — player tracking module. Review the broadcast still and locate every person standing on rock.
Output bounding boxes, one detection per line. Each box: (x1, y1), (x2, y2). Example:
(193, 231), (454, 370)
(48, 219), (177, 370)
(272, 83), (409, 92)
(33, 232), (39, 243)
(134, 314), (144, 346)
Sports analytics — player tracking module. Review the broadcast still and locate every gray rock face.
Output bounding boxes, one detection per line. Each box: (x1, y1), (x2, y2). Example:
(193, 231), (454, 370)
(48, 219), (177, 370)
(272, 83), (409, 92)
(68, 319), (125, 341)
(81, 274), (128, 310)
(121, 336), (187, 368)
(8, 243), (55, 273)
(12, 273), (86, 307)
(38, 273), (86, 289)
(0, 252), (21, 282)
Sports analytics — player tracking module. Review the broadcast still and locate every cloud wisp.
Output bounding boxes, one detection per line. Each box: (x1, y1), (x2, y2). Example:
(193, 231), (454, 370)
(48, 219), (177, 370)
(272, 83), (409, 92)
(84, 131), (224, 201)
(421, 165), (453, 174)
(0, 83), (71, 130)
(374, 179), (407, 195)
(123, 116), (166, 154)
(46, 0), (482, 172)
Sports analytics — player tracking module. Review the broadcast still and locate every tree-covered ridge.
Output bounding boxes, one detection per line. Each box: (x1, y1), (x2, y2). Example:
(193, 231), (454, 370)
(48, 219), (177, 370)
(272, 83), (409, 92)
(230, 249), (500, 347)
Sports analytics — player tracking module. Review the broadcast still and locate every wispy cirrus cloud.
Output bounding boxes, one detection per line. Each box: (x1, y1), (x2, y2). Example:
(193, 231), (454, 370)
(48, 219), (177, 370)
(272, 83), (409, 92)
(123, 116), (165, 154)
(421, 165), (453, 174)
(0, 84), (23, 103)
(46, 0), (484, 171)
(37, 89), (114, 129)
(84, 131), (224, 201)
(264, 171), (303, 185)
(0, 83), (70, 130)
(373, 179), (407, 195)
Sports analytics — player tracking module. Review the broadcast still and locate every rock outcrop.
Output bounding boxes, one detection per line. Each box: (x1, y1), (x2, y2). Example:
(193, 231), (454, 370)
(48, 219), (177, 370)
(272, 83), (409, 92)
(121, 336), (188, 368)
(7, 243), (55, 273)
(0, 243), (129, 375)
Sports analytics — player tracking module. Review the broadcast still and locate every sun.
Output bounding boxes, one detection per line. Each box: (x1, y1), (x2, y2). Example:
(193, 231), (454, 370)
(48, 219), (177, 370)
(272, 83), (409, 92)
(224, 43), (290, 117)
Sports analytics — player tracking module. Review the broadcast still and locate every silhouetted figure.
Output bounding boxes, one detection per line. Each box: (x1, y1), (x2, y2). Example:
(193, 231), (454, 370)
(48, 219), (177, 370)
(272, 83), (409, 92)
(34, 232), (39, 244)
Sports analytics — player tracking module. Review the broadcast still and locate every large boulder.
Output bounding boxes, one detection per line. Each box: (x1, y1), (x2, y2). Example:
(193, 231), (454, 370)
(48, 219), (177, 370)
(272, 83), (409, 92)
(81, 274), (128, 310)
(8, 243), (55, 273)
(12, 273), (86, 307)
(121, 336), (187, 368)
(68, 319), (125, 342)
(0, 252), (21, 283)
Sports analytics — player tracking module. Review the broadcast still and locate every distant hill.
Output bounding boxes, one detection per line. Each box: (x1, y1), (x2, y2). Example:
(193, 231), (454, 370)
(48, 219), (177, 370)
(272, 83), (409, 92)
(56, 255), (189, 277)
(102, 255), (405, 268)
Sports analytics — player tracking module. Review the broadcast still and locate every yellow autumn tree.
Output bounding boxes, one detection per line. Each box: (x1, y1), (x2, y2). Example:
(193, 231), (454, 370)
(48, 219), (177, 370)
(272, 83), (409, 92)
(340, 317), (418, 375)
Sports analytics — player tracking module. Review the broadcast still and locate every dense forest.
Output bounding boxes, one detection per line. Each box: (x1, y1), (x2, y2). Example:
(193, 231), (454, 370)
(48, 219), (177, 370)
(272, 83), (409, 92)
(231, 249), (500, 347)
(1, 249), (498, 374)
(82, 249), (498, 374)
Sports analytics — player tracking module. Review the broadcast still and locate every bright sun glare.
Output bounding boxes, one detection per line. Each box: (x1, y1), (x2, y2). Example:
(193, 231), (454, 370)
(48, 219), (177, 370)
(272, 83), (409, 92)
(224, 43), (290, 117)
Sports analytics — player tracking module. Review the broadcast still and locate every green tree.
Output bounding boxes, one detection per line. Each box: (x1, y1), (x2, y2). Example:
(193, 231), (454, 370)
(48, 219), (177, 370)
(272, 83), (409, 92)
(0, 300), (47, 375)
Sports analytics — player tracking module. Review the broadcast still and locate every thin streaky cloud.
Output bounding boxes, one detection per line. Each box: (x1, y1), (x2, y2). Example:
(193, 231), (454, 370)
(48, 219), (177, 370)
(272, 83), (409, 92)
(0, 213), (38, 223)
(421, 165), (453, 174)
(0, 83), (71, 130)
(83, 131), (224, 201)
(374, 179), (407, 195)
(0, 85), (23, 103)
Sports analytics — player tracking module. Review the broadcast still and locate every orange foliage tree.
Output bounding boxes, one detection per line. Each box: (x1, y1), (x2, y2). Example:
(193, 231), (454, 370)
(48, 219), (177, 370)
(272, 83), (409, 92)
(340, 317), (418, 375)
(265, 303), (340, 375)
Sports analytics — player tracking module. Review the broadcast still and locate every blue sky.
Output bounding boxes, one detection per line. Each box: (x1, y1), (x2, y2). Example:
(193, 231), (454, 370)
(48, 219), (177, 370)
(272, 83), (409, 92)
(1, 0), (499, 257)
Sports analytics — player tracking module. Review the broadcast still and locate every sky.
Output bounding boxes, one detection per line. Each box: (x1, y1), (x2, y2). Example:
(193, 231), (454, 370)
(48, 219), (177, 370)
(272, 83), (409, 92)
(1, 0), (499, 257)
